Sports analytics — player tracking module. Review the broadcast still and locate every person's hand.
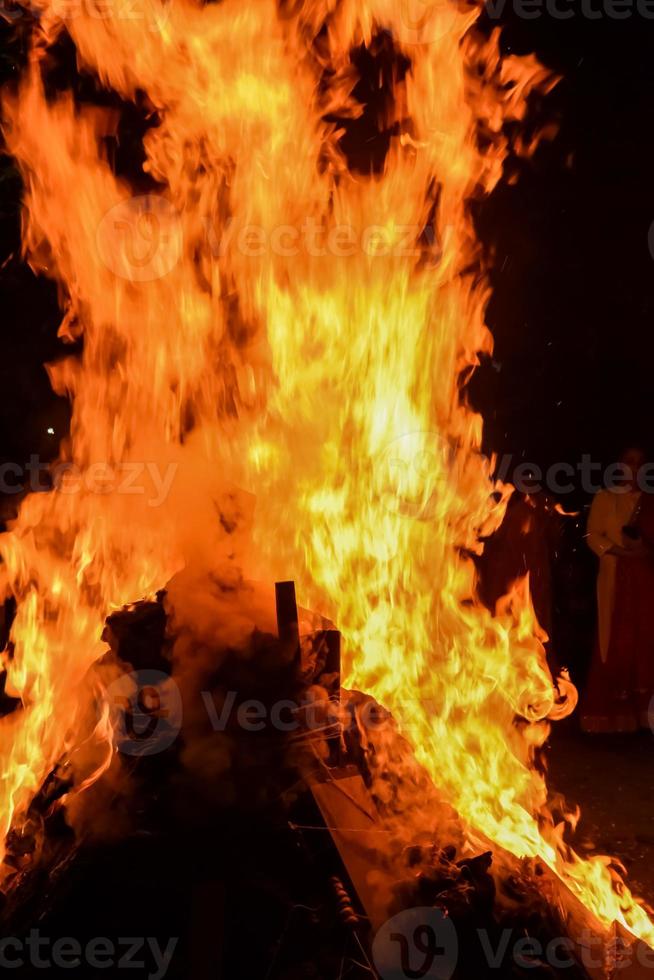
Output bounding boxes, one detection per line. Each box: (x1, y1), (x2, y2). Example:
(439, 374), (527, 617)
(608, 544), (631, 557)
(609, 541), (651, 558)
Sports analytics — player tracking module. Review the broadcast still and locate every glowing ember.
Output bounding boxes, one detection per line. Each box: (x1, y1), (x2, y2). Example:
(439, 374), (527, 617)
(1, 0), (653, 946)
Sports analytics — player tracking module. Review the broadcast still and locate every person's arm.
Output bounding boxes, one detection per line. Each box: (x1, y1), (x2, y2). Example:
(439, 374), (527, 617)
(587, 491), (622, 557)
(587, 491), (644, 558)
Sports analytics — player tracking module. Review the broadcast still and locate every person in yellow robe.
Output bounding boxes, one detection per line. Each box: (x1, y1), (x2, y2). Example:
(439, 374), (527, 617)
(583, 447), (654, 732)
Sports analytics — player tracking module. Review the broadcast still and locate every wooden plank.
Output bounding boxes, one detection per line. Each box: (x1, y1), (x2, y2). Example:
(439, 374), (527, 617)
(308, 768), (395, 931)
(275, 581), (300, 664)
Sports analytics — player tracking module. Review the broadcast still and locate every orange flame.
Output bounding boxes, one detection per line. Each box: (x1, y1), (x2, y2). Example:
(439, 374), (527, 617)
(1, 0), (653, 946)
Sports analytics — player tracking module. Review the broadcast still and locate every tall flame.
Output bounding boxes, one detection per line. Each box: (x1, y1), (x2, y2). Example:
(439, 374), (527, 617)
(1, 0), (653, 944)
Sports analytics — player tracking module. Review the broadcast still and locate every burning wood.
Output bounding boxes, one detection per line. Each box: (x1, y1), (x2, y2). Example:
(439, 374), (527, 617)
(0, 574), (646, 978)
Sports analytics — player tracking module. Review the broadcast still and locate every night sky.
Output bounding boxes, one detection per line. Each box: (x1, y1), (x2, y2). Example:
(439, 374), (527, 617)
(473, 10), (654, 479)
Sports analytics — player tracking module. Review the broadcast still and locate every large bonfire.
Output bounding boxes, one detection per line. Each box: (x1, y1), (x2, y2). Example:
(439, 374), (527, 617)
(1, 0), (652, 947)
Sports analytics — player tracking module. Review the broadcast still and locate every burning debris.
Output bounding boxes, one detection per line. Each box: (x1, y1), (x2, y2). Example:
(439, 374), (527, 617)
(0, 578), (640, 978)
